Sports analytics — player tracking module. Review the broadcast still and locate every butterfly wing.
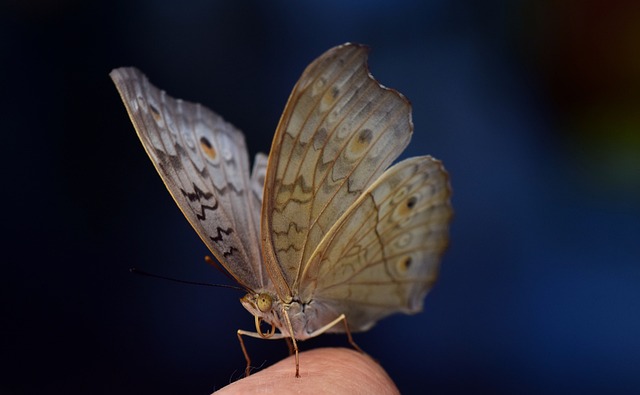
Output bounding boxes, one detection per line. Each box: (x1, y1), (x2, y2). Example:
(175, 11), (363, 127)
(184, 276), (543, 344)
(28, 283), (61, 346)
(261, 43), (413, 299)
(299, 156), (452, 332)
(110, 68), (268, 291)
(250, 153), (268, 234)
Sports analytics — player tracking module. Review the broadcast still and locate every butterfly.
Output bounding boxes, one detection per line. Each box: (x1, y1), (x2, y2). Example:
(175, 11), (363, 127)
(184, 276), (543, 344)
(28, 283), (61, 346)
(110, 43), (453, 377)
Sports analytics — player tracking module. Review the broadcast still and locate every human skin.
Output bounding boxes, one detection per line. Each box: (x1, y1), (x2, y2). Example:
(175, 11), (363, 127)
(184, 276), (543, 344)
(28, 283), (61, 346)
(213, 348), (399, 394)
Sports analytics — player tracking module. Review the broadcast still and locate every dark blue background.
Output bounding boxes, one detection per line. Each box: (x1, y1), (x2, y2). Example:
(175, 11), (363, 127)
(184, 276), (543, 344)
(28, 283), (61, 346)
(3, 1), (639, 394)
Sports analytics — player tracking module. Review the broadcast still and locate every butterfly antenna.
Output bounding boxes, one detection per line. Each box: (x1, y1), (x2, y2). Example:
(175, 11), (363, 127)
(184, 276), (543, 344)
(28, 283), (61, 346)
(129, 268), (245, 292)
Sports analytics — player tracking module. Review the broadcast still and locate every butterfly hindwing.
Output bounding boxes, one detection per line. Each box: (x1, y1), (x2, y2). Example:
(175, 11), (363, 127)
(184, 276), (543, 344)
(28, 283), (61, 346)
(299, 156), (452, 332)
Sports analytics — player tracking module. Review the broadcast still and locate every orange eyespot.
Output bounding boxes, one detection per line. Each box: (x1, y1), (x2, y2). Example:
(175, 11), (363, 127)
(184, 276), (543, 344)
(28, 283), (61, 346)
(406, 196), (417, 209)
(395, 195), (418, 219)
(357, 128), (373, 145)
(200, 136), (217, 160)
(397, 256), (413, 273)
(149, 103), (163, 123)
(347, 128), (373, 158)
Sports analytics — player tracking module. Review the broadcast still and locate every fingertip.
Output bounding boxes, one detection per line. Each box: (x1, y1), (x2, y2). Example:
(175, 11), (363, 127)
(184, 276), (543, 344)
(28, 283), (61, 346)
(214, 347), (398, 395)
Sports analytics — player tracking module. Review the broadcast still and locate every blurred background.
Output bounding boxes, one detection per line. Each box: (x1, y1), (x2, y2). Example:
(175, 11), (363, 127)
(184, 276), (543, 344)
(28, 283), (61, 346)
(2, 0), (639, 393)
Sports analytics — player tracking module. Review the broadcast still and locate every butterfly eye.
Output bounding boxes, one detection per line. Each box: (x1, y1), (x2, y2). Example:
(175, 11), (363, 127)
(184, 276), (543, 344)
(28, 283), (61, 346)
(256, 293), (273, 313)
(199, 136), (217, 160)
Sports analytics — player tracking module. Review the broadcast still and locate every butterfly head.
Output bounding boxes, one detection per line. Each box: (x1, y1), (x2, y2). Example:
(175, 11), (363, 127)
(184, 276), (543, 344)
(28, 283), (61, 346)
(240, 292), (284, 338)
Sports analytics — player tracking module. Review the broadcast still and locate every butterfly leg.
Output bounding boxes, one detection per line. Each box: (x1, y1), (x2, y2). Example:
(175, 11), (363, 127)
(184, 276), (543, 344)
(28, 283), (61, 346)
(280, 307), (301, 378)
(236, 329), (253, 377)
(236, 328), (288, 377)
(304, 314), (364, 354)
(285, 336), (295, 356)
(340, 315), (364, 354)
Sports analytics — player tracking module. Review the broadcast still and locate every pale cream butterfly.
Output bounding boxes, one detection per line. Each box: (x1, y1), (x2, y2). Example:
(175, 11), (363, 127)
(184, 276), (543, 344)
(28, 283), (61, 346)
(110, 43), (453, 377)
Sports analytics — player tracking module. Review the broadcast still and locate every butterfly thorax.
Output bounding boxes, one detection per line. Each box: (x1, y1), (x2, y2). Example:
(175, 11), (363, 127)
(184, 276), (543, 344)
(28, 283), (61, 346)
(240, 292), (339, 340)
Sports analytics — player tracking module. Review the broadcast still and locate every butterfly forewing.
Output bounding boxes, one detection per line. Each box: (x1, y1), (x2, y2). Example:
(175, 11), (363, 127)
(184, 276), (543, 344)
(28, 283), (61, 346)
(262, 44), (414, 298)
(110, 68), (268, 290)
(250, 153), (268, 230)
(299, 156), (452, 332)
